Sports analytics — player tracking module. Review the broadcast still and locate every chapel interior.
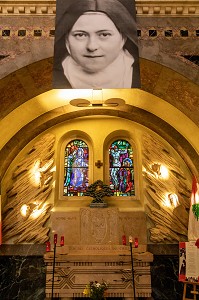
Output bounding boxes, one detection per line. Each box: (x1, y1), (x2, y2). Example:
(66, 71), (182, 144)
(0, 0), (199, 299)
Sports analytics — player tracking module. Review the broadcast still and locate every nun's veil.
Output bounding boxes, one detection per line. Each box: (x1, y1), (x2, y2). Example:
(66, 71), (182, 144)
(53, 0), (140, 88)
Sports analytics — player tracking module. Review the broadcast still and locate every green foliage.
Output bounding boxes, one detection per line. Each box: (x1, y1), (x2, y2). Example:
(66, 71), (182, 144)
(192, 203), (199, 221)
(83, 280), (108, 300)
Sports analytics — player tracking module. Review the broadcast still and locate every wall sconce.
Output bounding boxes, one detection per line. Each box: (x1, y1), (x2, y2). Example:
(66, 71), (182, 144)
(151, 163), (169, 179)
(30, 202), (47, 219)
(151, 163), (161, 176)
(168, 193), (179, 208)
(20, 204), (30, 217)
(162, 193), (179, 209)
(20, 202), (47, 219)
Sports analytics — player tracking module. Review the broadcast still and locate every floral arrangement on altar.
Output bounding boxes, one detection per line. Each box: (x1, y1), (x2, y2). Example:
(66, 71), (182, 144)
(83, 280), (108, 299)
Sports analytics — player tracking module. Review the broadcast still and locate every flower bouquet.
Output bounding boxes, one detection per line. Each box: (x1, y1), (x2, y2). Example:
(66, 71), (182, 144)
(83, 280), (108, 300)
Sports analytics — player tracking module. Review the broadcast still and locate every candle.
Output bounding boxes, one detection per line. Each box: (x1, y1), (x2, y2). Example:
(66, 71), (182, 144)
(60, 236), (64, 246)
(54, 234), (58, 244)
(46, 241), (51, 252)
(134, 237), (138, 248)
(129, 235), (133, 243)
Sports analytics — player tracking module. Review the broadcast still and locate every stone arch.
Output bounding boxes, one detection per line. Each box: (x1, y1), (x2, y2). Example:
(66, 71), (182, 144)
(0, 107), (198, 182)
(0, 57), (198, 124)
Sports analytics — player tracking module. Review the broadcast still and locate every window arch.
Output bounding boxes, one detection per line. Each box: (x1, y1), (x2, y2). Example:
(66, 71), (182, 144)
(63, 139), (89, 196)
(109, 139), (135, 196)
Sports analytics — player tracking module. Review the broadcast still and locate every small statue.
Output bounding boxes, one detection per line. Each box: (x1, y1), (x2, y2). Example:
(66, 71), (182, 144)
(84, 180), (113, 206)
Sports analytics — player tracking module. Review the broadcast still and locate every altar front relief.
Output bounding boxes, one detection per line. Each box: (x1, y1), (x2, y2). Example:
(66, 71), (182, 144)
(50, 208), (147, 245)
(44, 208), (153, 299)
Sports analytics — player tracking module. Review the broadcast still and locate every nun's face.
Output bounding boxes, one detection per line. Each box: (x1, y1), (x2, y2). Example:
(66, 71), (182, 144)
(66, 13), (126, 73)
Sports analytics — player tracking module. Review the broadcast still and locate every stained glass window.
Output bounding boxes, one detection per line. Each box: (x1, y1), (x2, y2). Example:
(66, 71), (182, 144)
(109, 140), (135, 196)
(64, 139), (89, 196)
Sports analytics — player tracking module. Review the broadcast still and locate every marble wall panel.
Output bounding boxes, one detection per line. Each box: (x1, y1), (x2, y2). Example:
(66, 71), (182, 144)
(0, 256), (46, 300)
(0, 252), (193, 300)
(151, 255), (184, 300)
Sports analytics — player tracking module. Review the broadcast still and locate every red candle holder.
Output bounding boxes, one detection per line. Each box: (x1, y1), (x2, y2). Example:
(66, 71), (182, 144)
(46, 241), (51, 252)
(54, 234), (58, 244)
(122, 235), (127, 245)
(60, 236), (64, 246)
(195, 238), (199, 248)
(134, 237), (138, 248)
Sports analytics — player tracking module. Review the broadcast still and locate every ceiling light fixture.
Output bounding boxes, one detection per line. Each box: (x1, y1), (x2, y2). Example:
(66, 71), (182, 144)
(70, 89), (125, 107)
(70, 98), (125, 107)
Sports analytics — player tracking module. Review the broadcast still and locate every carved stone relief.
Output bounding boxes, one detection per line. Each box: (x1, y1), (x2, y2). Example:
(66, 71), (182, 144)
(80, 208), (119, 245)
(142, 132), (192, 243)
(2, 133), (55, 244)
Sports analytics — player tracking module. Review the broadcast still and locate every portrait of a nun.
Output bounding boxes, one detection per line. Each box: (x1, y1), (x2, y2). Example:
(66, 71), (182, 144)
(53, 0), (141, 89)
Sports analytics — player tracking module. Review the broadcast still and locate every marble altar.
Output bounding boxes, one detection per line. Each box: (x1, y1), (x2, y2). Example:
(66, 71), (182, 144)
(45, 209), (153, 299)
(44, 244), (153, 299)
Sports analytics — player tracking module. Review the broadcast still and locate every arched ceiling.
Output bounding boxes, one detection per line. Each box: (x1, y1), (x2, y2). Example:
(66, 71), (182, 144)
(0, 104), (198, 182)
(0, 57), (199, 125)
(0, 57), (199, 182)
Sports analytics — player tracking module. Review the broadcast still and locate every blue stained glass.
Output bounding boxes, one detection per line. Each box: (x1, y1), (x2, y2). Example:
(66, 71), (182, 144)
(109, 140), (135, 196)
(64, 140), (89, 196)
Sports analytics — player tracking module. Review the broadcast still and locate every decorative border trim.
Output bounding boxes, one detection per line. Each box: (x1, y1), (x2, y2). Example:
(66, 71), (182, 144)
(136, 0), (199, 16)
(0, 27), (198, 40)
(0, 0), (199, 16)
